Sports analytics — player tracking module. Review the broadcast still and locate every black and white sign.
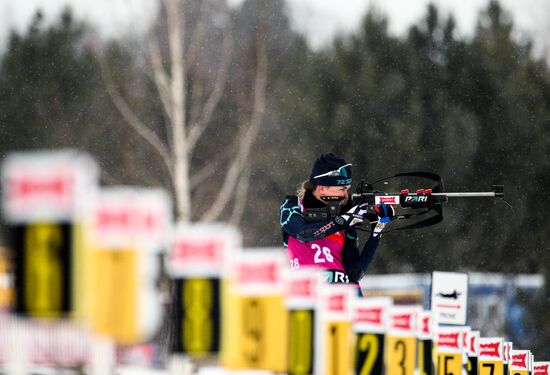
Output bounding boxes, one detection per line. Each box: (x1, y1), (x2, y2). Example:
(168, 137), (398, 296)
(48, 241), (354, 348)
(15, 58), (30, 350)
(430, 271), (468, 325)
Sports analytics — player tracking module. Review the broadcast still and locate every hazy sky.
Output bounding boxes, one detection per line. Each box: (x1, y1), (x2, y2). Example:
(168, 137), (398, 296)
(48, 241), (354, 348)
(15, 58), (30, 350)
(1, 0), (548, 54)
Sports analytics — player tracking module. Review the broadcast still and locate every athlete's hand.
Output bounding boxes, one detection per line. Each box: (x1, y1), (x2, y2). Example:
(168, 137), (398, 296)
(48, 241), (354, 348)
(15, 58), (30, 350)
(375, 202), (395, 224)
(336, 203), (369, 227)
(372, 203), (395, 237)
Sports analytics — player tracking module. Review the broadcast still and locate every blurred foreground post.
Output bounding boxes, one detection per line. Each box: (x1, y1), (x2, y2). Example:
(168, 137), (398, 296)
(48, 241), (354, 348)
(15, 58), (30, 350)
(1, 149), (99, 373)
(166, 223), (240, 370)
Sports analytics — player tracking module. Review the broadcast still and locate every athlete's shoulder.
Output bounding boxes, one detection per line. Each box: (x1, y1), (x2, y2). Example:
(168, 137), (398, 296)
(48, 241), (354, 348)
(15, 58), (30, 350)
(281, 195), (299, 208)
(280, 195), (302, 226)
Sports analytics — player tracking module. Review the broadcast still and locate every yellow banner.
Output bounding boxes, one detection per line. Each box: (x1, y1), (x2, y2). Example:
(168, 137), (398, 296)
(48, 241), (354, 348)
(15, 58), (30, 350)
(288, 309), (315, 375)
(386, 336), (416, 375)
(222, 295), (287, 372)
(354, 333), (384, 375)
(89, 248), (138, 345)
(437, 353), (462, 375)
(324, 321), (352, 375)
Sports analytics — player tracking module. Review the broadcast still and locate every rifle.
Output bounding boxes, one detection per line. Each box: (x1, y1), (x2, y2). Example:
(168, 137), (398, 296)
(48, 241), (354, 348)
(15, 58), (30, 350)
(351, 171), (505, 231)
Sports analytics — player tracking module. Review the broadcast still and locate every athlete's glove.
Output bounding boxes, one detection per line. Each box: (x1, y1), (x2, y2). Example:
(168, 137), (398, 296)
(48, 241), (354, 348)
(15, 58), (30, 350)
(372, 203), (395, 237)
(335, 203), (370, 228)
(375, 202), (395, 224)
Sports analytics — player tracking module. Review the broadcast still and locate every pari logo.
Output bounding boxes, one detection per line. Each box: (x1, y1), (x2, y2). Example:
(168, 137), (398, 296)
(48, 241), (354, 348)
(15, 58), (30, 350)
(404, 195), (428, 203)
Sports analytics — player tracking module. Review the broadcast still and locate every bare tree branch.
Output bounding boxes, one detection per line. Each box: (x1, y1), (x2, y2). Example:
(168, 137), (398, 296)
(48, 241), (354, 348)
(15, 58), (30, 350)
(188, 68), (204, 134)
(189, 140), (237, 190)
(229, 164), (251, 225)
(184, 0), (208, 70)
(164, 0), (192, 221)
(147, 33), (174, 123)
(185, 2), (208, 131)
(201, 31), (268, 222)
(95, 48), (174, 180)
(186, 21), (233, 152)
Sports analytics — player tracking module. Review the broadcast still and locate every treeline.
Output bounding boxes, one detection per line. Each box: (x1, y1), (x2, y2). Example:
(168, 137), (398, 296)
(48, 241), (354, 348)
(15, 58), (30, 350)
(1, 0), (550, 350)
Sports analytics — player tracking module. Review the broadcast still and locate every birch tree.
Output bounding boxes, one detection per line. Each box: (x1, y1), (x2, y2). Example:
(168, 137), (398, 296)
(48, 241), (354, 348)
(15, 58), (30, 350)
(98, 0), (268, 223)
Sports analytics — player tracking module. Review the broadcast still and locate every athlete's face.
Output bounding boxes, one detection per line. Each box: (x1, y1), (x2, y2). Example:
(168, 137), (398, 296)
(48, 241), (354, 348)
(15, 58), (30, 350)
(315, 185), (351, 204)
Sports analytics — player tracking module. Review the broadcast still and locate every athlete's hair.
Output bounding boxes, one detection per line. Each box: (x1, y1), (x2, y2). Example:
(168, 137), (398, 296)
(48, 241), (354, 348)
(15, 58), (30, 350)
(297, 180), (316, 199)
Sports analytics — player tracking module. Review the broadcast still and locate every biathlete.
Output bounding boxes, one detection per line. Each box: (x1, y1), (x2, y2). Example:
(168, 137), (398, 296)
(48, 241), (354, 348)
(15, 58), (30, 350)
(279, 153), (393, 292)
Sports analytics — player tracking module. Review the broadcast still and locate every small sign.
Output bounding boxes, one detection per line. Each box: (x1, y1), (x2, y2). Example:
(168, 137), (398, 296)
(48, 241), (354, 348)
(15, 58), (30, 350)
(317, 285), (354, 375)
(460, 327), (471, 367)
(351, 297), (391, 375)
(503, 341), (513, 375)
(386, 306), (420, 375)
(417, 311), (435, 375)
(533, 362), (550, 375)
(435, 326), (465, 375)
(510, 350), (530, 373)
(437, 326), (463, 354)
(479, 338), (504, 361)
(169, 226), (237, 356)
(417, 310), (435, 340)
(388, 305), (419, 337)
(503, 342), (512, 364)
(467, 330), (480, 357)
(222, 250), (287, 372)
(352, 297), (391, 334)
(465, 330), (479, 375)
(431, 271), (468, 325)
(478, 337), (504, 375)
(285, 270), (320, 375)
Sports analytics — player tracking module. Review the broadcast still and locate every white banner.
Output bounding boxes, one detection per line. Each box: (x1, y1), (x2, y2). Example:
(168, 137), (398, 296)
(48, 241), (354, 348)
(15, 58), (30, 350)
(93, 187), (172, 252)
(1, 149), (98, 223)
(167, 223), (241, 278)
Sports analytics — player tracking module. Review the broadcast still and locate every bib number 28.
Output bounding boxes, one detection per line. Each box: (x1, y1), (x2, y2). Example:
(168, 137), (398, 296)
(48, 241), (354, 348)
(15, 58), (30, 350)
(312, 244), (334, 264)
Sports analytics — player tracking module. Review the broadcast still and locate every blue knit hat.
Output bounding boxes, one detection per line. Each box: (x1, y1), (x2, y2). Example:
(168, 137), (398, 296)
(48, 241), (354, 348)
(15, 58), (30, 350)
(309, 153), (352, 186)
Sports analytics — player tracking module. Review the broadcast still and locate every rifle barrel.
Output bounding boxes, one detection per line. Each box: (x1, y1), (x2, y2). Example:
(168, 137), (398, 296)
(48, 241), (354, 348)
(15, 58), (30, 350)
(431, 192), (497, 197)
